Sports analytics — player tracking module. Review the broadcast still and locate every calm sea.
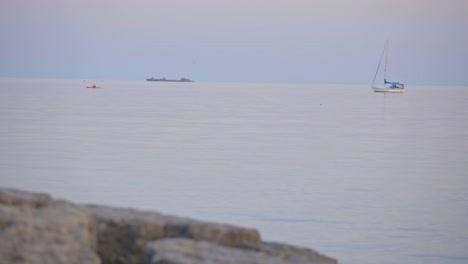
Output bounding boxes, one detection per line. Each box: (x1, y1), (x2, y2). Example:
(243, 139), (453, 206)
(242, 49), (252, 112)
(1, 78), (467, 264)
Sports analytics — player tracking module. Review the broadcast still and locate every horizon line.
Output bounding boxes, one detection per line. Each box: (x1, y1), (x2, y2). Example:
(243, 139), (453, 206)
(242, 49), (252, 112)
(0, 76), (466, 87)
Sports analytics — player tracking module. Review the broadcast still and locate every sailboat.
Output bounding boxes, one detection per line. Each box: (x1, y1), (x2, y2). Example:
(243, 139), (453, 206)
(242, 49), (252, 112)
(371, 40), (404, 93)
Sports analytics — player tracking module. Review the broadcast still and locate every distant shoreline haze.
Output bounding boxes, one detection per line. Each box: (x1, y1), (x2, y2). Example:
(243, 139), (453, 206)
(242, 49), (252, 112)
(0, 76), (466, 86)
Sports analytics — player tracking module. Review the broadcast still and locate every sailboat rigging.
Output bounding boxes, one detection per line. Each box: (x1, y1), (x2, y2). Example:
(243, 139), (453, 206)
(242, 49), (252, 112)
(371, 41), (404, 93)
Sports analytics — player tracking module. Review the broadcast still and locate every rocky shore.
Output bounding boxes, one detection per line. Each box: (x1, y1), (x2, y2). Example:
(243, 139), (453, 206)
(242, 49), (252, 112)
(0, 188), (337, 264)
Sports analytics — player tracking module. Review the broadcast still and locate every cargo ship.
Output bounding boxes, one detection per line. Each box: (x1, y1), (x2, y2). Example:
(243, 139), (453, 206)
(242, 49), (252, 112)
(146, 77), (194, 82)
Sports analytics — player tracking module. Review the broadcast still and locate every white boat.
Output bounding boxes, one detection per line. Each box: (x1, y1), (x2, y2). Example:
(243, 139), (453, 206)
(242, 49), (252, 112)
(371, 40), (404, 93)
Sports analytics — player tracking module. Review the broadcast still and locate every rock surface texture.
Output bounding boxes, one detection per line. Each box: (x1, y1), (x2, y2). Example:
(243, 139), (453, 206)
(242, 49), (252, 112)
(0, 188), (337, 264)
(0, 189), (100, 264)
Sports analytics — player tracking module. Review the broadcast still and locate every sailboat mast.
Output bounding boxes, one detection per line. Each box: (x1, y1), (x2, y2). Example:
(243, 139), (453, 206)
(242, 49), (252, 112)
(384, 40), (388, 81)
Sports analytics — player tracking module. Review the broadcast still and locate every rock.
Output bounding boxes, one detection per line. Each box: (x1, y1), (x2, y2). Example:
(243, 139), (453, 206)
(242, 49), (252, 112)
(142, 238), (337, 264)
(0, 189), (100, 264)
(85, 205), (261, 264)
(85, 205), (166, 264)
(163, 215), (261, 248)
(0, 188), (337, 264)
(260, 242), (337, 264)
(0, 188), (51, 209)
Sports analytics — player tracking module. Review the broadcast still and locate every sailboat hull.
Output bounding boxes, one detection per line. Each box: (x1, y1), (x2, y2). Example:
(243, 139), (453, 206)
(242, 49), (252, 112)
(371, 41), (405, 93)
(371, 86), (404, 93)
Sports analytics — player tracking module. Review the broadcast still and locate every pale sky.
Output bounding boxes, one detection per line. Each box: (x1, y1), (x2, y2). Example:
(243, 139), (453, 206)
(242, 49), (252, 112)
(1, 0), (467, 84)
